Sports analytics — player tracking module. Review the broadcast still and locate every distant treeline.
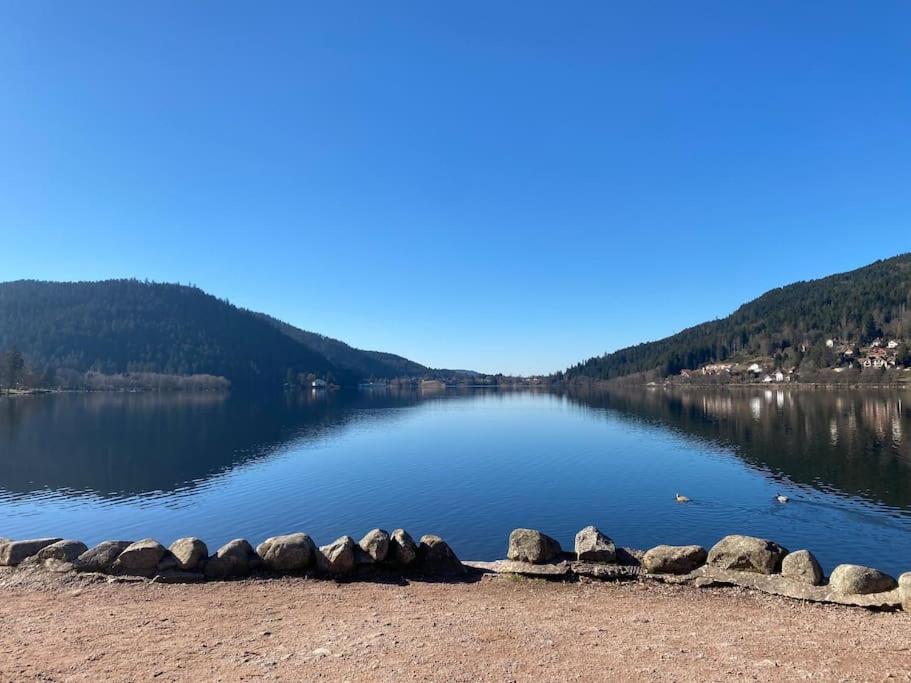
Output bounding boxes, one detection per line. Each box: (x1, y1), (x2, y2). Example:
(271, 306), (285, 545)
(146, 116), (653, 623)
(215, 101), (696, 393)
(564, 254), (911, 382)
(0, 279), (471, 390)
(0, 346), (229, 393)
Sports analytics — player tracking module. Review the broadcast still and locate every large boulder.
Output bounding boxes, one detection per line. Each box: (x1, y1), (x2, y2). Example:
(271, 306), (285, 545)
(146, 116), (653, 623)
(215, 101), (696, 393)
(204, 539), (259, 580)
(358, 529), (390, 563)
(73, 541), (132, 573)
(387, 529), (418, 567)
(828, 564), (897, 595)
(317, 536), (356, 575)
(0, 538), (62, 566)
(112, 539), (167, 576)
(169, 538), (208, 571)
(780, 549), (823, 586)
(574, 526), (616, 563)
(641, 545), (707, 575)
(706, 535), (788, 574)
(35, 540), (88, 564)
(256, 533), (316, 573)
(899, 572), (911, 612)
(418, 535), (464, 576)
(507, 529), (562, 564)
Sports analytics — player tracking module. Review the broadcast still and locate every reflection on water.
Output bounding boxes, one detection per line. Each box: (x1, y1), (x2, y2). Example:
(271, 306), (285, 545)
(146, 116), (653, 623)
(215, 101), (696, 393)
(1, 387), (910, 575)
(564, 386), (911, 512)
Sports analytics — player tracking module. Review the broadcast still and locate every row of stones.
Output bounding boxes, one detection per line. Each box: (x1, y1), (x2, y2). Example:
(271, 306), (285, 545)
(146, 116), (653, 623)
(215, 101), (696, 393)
(508, 526), (911, 600)
(0, 529), (463, 580)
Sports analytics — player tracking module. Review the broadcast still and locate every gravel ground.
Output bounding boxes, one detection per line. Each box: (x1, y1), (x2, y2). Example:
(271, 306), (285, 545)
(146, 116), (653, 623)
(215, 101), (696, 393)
(1, 568), (909, 682)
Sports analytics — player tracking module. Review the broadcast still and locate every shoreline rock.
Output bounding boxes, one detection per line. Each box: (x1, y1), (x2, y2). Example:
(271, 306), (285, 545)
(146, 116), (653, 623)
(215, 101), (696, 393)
(112, 539), (168, 577)
(781, 549), (823, 586)
(0, 538), (62, 566)
(574, 526), (616, 563)
(74, 541), (132, 573)
(828, 564), (897, 595)
(707, 535), (788, 575)
(256, 533), (314, 573)
(507, 529), (562, 564)
(641, 545), (707, 575)
(2, 527), (908, 613)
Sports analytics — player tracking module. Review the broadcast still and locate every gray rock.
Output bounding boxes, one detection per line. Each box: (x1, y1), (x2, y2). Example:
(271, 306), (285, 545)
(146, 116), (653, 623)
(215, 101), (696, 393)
(204, 539), (259, 580)
(780, 549), (823, 586)
(507, 528), (562, 564)
(73, 541), (132, 573)
(317, 536), (356, 575)
(706, 535), (788, 574)
(574, 526), (616, 563)
(169, 537), (208, 571)
(0, 538), (62, 566)
(112, 539), (168, 577)
(899, 572), (911, 612)
(641, 545), (707, 575)
(571, 562), (643, 580)
(387, 529), (418, 566)
(256, 533), (316, 572)
(689, 565), (900, 607)
(358, 529), (390, 563)
(35, 540), (88, 563)
(418, 535), (464, 576)
(828, 564), (897, 595)
(465, 559), (572, 577)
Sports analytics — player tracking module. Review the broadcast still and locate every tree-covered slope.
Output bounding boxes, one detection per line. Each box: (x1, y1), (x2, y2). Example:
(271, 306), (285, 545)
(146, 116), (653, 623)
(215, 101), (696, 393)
(565, 254), (911, 381)
(0, 280), (347, 387)
(256, 313), (428, 379)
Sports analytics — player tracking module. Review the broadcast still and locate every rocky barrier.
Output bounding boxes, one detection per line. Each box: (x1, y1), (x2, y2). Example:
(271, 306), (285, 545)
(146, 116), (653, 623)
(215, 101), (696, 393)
(2, 527), (909, 612)
(0, 529), (464, 583)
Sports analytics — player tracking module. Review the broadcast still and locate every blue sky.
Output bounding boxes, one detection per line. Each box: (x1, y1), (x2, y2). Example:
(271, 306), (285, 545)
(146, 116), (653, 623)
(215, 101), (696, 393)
(1, 2), (909, 375)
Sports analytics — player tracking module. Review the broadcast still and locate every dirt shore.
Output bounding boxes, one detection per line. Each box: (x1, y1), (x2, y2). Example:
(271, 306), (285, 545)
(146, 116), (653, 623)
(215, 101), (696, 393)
(1, 569), (908, 682)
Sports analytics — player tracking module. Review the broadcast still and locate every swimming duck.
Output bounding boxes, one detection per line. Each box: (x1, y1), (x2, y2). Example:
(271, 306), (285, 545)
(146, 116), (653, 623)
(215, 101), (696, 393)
(776, 493), (789, 503)
(675, 492), (690, 503)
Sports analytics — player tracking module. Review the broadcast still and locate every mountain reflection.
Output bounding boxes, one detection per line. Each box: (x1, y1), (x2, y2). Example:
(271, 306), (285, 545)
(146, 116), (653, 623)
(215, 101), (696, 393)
(564, 386), (911, 511)
(2, 387), (910, 518)
(0, 390), (424, 499)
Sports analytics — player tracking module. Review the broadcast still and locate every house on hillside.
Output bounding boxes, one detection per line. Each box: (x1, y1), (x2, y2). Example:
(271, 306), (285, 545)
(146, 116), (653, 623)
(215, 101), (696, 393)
(311, 378), (328, 388)
(887, 340), (900, 349)
(774, 370), (785, 382)
(862, 348), (896, 369)
(702, 363), (733, 375)
(747, 363), (763, 374)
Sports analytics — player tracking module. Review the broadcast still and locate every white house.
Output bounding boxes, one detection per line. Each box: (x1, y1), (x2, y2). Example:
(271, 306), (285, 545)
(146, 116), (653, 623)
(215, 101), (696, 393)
(312, 378), (328, 388)
(825, 339), (835, 348)
(747, 363), (762, 373)
(774, 370), (785, 382)
(761, 374), (774, 383)
(887, 340), (900, 349)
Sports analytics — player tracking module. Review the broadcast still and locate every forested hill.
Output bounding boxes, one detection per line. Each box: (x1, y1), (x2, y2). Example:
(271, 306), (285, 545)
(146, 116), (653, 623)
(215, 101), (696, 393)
(0, 280), (405, 388)
(565, 253), (911, 382)
(256, 313), (429, 380)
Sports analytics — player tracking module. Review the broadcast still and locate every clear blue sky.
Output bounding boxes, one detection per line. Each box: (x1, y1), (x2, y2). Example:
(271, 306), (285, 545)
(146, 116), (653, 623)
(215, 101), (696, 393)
(1, 2), (909, 375)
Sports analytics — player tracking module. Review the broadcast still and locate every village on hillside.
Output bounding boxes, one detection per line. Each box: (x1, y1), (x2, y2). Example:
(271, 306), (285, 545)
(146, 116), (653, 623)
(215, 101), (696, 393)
(675, 337), (911, 384)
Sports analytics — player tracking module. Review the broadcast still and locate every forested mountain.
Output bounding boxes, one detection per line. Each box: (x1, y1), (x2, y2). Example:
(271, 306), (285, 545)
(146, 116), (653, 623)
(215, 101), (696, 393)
(0, 280), (434, 388)
(256, 313), (428, 380)
(565, 254), (911, 382)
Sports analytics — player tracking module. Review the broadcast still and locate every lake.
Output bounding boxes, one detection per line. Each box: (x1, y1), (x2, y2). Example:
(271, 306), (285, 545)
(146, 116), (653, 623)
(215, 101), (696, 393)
(1, 386), (910, 576)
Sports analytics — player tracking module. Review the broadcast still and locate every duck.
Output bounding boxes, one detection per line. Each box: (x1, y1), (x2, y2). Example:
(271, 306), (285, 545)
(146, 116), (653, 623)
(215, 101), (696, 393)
(675, 492), (690, 503)
(775, 493), (789, 504)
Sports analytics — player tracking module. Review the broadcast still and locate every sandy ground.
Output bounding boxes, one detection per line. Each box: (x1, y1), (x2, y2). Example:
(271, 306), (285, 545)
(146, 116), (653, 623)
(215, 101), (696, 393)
(1, 569), (909, 682)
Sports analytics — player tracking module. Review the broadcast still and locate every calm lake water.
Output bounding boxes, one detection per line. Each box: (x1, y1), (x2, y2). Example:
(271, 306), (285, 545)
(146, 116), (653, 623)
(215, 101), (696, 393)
(1, 387), (910, 575)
